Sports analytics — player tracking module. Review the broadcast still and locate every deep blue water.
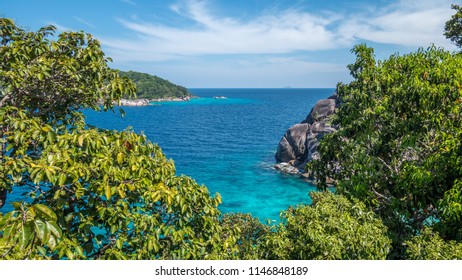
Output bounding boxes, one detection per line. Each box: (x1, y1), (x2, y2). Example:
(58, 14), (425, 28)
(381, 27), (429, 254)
(3, 88), (334, 221)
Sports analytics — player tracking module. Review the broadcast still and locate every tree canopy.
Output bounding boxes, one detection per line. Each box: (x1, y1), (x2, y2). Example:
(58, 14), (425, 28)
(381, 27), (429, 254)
(0, 18), (235, 260)
(119, 71), (190, 100)
(309, 44), (462, 258)
(445, 4), (462, 49)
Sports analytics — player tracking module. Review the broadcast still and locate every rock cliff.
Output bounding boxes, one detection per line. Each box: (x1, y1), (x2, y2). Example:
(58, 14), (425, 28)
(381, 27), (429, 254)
(275, 94), (338, 175)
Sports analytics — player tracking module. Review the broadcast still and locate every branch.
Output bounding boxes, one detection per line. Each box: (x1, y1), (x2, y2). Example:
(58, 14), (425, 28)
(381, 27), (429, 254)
(89, 237), (116, 259)
(23, 235), (36, 260)
(0, 93), (11, 107)
(377, 156), (399, 174)
(371, 185), (391, 204)
(1, 240), (18, 258)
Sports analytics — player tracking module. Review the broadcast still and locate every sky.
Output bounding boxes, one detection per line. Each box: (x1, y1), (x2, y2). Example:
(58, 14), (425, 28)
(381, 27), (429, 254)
(0, 0), (459, 88)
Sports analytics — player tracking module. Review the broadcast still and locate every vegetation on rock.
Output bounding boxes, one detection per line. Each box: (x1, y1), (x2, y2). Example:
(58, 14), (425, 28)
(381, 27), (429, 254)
(119, 70), (190, 100)
(309, 44), (462, 258)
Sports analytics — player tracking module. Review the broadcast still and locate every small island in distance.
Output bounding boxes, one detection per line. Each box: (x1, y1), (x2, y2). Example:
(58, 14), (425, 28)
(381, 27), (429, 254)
(118, 70), (195, 106)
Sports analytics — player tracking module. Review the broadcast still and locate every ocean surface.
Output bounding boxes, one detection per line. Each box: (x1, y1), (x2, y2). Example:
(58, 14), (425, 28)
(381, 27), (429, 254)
(4, 88), (335, 221)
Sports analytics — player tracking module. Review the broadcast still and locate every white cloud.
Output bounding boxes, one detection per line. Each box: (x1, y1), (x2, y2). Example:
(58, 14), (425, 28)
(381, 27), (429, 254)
(340, 0), (455, 49)
(102, 0), (456, 63)
(103, 0), (344, 61)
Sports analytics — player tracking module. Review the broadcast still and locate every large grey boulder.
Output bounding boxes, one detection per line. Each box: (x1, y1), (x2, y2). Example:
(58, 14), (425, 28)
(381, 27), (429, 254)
(275, 94), (338, 173)
(275, 123), (309, 163)
(302, 98), (337, 124)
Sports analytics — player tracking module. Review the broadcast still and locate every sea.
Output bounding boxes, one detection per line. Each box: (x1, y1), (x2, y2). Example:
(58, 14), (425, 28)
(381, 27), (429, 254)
(3, 88), (335, 221)
(85, 88), (334, 221)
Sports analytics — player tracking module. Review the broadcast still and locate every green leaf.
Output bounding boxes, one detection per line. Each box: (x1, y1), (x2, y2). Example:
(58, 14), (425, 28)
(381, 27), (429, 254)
(19, 223), (33, 249)
(105, 183), (111, 200)
(32, 204), (57, 221)
(116, 239), (122, 249)
(46, 220), (62, 238)
(76, 246), (84, 257)
(34, 219), (48, 241)
(58, 173), (67, 186)
(37, 246), (47, 256)
(78, 135), (84, 146)
(117, 152), (124, 164)
(47, 131), (55, 143)
(48, 235), (57, 250)
(0, 212), (14, 229)
(12, 202), (22, 210)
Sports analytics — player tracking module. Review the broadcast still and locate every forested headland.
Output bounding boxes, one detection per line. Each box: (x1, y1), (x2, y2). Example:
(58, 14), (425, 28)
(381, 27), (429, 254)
(119, 70), (191, 100)
(1, 4), (462, 260)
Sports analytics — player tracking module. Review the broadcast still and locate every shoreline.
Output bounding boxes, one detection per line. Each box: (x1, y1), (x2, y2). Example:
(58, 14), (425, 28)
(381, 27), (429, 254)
(117, 95), (199, 106)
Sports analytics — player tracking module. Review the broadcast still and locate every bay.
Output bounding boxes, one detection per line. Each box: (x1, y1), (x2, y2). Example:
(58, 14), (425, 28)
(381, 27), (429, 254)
(84, 88), (334, 221)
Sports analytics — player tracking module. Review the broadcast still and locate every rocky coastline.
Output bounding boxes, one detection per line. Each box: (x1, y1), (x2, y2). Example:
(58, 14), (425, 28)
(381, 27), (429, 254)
(117, 95), (197, 106)
(274, 94), (339, 182)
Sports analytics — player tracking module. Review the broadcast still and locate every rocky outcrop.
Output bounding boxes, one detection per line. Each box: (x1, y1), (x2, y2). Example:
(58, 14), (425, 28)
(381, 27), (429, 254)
(116, 96), (196, 106)
(119, 99), (150, 106)
(275, 94), (338, 175)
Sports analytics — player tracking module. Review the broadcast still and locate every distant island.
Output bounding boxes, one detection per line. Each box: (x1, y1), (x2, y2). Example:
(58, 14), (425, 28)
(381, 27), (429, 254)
(118, 70), (194, 106)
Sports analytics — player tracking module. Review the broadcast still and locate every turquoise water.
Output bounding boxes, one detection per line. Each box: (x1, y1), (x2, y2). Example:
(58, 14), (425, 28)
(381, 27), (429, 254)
(85, 88), (334, 221)
(2, 88), (334, 221)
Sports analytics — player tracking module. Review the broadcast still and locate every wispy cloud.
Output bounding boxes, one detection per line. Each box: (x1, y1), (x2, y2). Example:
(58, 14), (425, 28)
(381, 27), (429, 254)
(96, 0), (456, 87)
(73, 17), (96, 29)
(340, 0), (454, 49)
(102, 0), (455, 63)
(47, 21), (75, 32)
(102, 0), (345, 61)
(120, 0), (136, 6)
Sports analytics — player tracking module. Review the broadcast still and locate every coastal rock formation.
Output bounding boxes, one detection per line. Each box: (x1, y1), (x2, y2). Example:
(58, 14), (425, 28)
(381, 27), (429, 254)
(119, 99), (150, 106)
(115, 96), (196, 106)
(275, 94), (338, 174)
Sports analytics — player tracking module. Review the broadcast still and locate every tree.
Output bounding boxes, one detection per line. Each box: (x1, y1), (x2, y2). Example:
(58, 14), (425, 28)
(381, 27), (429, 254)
(260, 192), (391, 260)
(444, 4), (462, 49)
(0, 19), (236, 259)
(309, 44), (462, 257)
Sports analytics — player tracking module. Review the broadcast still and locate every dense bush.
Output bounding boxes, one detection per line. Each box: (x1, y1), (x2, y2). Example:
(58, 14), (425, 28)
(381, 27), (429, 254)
(405, 227), (462, 260)
(260, 192), (391, 260)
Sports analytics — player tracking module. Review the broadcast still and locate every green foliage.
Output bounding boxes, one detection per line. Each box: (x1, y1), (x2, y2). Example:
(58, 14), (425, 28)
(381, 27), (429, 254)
(0, 106), (232, 259)
(405, 227), (462, 259)
(119, 71), (190, 100)
(220, 213), (270, 259)
(310, 45), (462, 256)
(0, 203), (61, 259)
(0, 18), (136, 121)
(444, 4), (462, 49)
(0, 19), (234, 260)
(260, 192), (391, 260)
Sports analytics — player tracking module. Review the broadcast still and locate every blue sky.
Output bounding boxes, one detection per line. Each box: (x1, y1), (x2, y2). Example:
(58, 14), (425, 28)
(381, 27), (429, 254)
(0, 0), (458, 87)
